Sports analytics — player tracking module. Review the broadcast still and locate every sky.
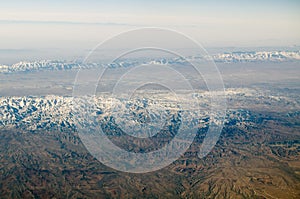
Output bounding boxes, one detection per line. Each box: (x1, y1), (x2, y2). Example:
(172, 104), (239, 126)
(0, 0), (299, 64)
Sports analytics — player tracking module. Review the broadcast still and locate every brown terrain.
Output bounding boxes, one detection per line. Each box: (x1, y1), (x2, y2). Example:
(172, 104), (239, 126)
(0, 109), (299, 199)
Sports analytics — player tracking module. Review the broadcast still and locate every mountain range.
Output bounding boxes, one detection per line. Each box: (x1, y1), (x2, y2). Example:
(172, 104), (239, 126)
(1, 51), (300, 73)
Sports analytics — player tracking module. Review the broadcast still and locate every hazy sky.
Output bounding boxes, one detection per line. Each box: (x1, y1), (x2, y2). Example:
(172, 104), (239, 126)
(0, 0), (299, 63)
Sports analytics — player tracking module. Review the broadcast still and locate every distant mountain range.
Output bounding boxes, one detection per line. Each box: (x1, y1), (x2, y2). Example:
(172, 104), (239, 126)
(212, 50), (300, 63)
(1, 51), (300, 73)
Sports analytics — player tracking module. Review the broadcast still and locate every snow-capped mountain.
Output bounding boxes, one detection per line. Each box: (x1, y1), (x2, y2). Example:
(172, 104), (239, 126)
(0, 94), (208, 132)
(212, 51), (300, 63)
(0, 60), (96, 73)
(1, 51), (299, 74)
(1, 88), (293, 132)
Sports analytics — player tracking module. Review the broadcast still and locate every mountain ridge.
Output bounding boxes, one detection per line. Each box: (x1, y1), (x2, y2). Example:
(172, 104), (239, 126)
(1, 50), (300, 73)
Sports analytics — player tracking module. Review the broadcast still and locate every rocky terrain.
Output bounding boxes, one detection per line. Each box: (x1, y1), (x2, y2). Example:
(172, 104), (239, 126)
(0, 87), (299, 198)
